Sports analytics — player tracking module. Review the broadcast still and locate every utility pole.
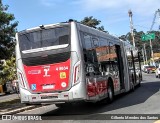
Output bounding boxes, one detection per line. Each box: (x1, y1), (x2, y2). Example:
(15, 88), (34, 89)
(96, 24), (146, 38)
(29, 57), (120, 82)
(143, 43), (148, 64)
(150, 39), (154, 65)
(141, 48), (145, 65)
(150, 9), (160, 31)
(158, 9), (160, 31)
(128, 9), (135, 47)
(149, 9), (160, 65)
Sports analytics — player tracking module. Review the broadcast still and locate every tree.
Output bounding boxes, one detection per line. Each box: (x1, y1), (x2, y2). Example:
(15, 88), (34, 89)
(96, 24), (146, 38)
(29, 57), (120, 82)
(119, 29), (160, 61)
(0, 57), (16, 85)
(80, 16), (108, 33)
(0, 1), (18, 84)
(0, 0), (18, 59)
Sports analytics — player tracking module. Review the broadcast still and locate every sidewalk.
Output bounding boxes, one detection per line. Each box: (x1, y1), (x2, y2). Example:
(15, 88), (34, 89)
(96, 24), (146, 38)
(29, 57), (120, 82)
(0, 93), (5, 96)
(0, 93), (20, 103)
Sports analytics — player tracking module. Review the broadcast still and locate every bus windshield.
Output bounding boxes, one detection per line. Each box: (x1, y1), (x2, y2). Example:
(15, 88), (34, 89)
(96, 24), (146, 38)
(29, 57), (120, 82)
(18, 25), (70, 51)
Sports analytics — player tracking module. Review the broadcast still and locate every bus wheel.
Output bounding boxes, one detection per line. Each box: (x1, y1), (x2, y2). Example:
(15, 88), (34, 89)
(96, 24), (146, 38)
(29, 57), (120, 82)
(107, 83), (114, 103)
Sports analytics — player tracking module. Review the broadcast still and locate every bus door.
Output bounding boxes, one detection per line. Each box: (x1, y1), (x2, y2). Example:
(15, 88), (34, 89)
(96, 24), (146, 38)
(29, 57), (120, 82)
(115, 45), (125, 90)
(138, 52), (142, 81)
(131, 50), (137, 84)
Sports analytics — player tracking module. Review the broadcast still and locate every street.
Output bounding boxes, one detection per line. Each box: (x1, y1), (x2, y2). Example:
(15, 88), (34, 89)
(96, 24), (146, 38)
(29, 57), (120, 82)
(41, 72), (160, 119)
(0, 73), (160, 123)
(1, 1), (160, 123)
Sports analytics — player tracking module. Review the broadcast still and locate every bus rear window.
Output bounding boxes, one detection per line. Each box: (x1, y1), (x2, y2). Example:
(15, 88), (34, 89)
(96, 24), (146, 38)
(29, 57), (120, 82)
(18, 26), (70, 51)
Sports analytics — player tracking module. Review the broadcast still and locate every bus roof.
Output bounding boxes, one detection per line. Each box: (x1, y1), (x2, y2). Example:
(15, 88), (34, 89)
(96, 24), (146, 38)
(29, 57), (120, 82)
(75, 23), (121, 45)
(18, 22), (69, 34)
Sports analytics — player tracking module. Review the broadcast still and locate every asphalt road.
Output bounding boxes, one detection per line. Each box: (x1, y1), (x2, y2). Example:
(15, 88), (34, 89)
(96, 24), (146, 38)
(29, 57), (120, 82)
(1, 72), (160, 123)
(41, 72), (160, 122)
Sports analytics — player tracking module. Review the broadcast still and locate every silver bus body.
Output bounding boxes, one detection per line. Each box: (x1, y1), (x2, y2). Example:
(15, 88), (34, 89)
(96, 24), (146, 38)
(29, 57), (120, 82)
(15, 21), (141, 104)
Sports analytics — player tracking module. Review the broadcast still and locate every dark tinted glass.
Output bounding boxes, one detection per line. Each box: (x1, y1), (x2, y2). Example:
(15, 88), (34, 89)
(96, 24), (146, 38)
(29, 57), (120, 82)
(18, 26), (70, 51)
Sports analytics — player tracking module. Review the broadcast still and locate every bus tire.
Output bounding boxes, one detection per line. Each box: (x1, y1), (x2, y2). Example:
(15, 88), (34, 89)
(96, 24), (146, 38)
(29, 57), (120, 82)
(107, 82), (114, 103)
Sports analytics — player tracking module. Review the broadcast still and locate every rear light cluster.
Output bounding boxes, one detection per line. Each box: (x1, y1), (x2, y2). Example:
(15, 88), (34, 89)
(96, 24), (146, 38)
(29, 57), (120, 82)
(18, 72), (26, 88)
(73, 61), (81, 85)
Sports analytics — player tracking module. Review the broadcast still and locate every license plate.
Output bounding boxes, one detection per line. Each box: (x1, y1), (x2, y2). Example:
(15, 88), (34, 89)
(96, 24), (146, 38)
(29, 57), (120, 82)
(42, 85), (54, 89)
(41, 95), (58, 99)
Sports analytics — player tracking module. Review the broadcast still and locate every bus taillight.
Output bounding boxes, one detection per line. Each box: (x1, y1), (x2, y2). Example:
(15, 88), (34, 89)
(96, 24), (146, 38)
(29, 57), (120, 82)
(73, 61), (80, 84)
(18, 72), (26, 88)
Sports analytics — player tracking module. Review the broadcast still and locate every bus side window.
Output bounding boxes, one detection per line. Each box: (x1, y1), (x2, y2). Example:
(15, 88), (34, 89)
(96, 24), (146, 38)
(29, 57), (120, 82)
(92, 37), (99, 47)
(85, 50), (96, 75)
(80, 32), (93, 75)
(82, 32), (100, 75)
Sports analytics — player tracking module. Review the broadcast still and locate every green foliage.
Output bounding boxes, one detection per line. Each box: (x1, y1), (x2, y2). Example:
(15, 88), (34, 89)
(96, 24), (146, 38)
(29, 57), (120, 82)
(80, 16), (108, 33)
(0, 0), (18, 59)
(81, 16), (101, 28)
(0, 0), (18, 84)
(119, 29), (160, 60)
(0, 57), (16, 84)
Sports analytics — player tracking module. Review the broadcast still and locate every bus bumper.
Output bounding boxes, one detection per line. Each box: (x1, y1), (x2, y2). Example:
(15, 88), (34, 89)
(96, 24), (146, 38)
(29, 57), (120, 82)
(19, 88), (85, 104)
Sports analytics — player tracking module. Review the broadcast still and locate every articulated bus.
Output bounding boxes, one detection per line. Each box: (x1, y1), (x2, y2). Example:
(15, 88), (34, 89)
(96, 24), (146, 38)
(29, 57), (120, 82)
(15, 21), (142, 106)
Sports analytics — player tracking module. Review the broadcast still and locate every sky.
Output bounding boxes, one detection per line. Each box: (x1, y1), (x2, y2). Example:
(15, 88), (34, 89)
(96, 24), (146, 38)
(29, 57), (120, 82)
(3, 0), (160, 36)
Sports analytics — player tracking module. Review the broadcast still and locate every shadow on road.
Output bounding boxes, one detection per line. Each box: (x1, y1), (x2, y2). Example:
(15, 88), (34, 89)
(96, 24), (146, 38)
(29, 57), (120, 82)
(43, 80), (160, 117)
